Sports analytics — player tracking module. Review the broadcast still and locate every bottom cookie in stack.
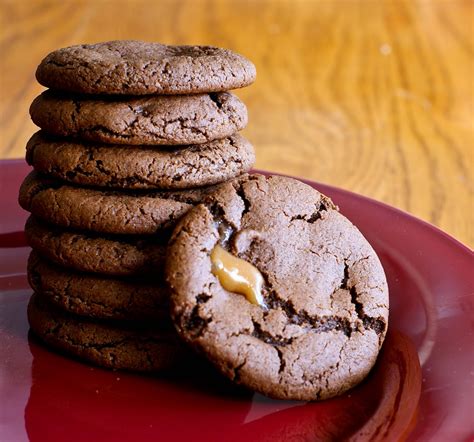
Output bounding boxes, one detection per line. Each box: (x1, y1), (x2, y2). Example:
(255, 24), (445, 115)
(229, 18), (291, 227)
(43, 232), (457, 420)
(28, 293), (191, 372)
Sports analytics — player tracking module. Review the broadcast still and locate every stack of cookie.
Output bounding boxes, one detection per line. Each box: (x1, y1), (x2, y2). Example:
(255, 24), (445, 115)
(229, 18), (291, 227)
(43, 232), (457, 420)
(19, 41), (256, 371)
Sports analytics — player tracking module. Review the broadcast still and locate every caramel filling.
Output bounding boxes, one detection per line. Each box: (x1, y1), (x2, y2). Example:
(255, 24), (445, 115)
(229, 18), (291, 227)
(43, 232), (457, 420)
(210, 245), (266, 307)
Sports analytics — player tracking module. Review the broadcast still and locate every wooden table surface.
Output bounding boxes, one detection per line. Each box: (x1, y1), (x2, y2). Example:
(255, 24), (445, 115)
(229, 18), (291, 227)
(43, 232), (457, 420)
(0, 0), (472, 247)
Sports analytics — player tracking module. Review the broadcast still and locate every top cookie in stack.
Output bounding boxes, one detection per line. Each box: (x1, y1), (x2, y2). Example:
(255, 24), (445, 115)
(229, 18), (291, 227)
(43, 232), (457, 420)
(35, 41), (256, 95)
(20, 41), (256, 372)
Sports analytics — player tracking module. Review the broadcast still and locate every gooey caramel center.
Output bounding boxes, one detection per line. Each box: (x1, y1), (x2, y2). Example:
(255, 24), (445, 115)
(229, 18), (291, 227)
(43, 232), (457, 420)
(210, 245), (266, 307)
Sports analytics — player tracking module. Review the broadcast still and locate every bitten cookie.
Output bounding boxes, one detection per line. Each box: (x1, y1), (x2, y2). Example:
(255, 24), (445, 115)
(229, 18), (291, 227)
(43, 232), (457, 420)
(166, 174), (389, 401)
(19, 172), (218, 235)
(24, 217), (167, 276)
(27, 251), (169, 321)
(30, 90), (247, 145)
(28, 293), (189, 372)
(36, 40), (256, 95)
(26, 131), (255, 190)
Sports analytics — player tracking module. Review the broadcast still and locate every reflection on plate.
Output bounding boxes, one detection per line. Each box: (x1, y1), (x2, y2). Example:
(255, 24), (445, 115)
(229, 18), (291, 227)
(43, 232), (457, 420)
(0, 161), (472, 441)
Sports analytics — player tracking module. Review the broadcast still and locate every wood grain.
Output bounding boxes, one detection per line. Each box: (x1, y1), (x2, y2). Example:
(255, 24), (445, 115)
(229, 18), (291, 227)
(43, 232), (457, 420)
(0, 0), (472, 246)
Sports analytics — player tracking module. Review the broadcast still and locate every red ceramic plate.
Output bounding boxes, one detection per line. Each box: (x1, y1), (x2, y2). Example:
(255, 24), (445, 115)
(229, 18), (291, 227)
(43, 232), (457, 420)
(1, 160), (472, 442)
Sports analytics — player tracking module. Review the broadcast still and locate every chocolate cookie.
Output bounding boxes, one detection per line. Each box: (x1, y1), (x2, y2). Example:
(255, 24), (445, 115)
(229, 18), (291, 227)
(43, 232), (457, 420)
(30, 90), (247, 145)
(26, 131), (255, 190)
(166, 174), (389, 401)
(28, 293), (188, 372)
(27, 251), (169, 321)
(36, 40), (256, 95)
(24, 217), (166, 276)
(19, 172), (217, 235)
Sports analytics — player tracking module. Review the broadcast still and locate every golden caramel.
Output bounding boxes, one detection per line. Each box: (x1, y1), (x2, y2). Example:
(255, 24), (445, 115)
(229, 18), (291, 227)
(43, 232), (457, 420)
(210, 245), (265, 307)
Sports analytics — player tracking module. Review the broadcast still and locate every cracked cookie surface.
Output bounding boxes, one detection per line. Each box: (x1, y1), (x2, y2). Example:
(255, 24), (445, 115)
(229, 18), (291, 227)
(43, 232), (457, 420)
(166, 174), (389, 401)
(28, 251), (169, 321)
(28, 293), (189, 372)
(24, 217), (167, 276)
(36, 40), (256, 95)
(30, 90), (247, 145)
(26, 131), (255, 190)
(19, 172), (220, 235)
